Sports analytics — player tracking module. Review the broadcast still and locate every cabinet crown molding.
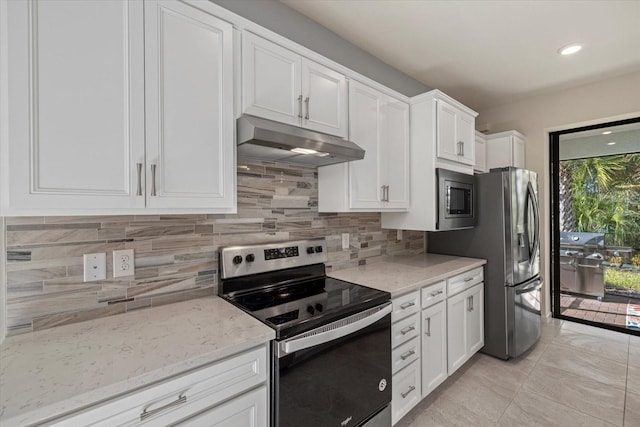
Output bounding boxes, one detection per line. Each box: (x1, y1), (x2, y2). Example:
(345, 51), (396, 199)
(409, 89), (478, 118)
(486, 130), (525, 139)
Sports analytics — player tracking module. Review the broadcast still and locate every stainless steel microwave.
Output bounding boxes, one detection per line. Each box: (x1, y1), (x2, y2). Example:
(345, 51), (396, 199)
(436, 168), (477, 230)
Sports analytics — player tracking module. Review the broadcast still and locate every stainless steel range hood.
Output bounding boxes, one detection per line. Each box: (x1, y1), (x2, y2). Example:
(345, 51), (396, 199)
(237, 115), (365, 167)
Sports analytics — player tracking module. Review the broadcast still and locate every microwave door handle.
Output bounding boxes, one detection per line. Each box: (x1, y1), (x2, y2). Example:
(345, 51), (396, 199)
(278, 303), (392, 357)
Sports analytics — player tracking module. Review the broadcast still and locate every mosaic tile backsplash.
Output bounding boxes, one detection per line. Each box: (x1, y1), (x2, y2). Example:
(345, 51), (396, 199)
(4, 160), (425, 335)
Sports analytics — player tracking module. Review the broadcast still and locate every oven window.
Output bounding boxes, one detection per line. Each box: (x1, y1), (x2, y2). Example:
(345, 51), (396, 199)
(447, 185), (472, 215)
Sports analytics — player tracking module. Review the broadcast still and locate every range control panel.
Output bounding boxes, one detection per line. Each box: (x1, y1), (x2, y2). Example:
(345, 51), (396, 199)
(220, 238), (328, 279)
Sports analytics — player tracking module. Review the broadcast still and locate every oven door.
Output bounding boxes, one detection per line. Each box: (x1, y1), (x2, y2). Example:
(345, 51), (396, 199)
(273, 303), (392, 427)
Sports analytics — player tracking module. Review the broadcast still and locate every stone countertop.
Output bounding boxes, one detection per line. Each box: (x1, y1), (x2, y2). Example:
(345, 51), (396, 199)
(0, 297), (274, 427)
(328, 253), (486, 298)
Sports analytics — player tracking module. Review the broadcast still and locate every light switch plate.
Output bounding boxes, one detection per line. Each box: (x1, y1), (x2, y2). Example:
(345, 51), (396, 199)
(113, 249), (135, 278)
(341, 233), (349, 250)
(83, 253), (106, 282)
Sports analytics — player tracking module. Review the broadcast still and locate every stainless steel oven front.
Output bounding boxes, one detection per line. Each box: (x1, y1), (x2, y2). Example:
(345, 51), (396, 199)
(437, 168), (477, 230)
(272, 302), (392, 427)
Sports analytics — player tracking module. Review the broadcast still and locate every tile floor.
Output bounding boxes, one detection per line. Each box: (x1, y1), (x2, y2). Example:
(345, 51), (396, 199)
(396, 317), (640, 427)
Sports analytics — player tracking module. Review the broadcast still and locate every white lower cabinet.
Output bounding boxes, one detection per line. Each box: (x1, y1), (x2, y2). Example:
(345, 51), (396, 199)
(392, 360), (421, 425)
(421, 300), (447, 397)
(447, 281), (484, 375)
(47, 345), (268, 426)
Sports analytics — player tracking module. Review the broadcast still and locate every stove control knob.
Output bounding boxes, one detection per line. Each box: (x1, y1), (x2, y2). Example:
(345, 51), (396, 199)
(307, 305), (315, 315)
(315, 303), (323, 312)
(307, 247), (315, 254)
(315, 246), (323, 253)
(232, 255), (243, 265)
(245, 253), (255, 262)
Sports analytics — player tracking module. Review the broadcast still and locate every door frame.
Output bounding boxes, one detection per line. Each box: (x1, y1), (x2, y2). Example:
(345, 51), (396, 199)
(549, 115), (640, 335)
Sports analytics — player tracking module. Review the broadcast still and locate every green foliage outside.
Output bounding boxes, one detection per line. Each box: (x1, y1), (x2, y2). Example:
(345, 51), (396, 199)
(560, 153), (640, 249)
(605, 269), (640, 290)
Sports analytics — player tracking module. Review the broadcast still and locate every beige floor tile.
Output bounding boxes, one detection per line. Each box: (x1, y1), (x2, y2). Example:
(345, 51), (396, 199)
(522, 363), (625, 426)
(625, 390), (640, 427)
(629, 335), (640, 348)
(463, 353), (530, 395)
(438, 366), (512, 422)
(538, 343), (627, 388)
(626, 364), (640, 395)
(539, 322), (561, 343)
(398, 392), (496, 427)
(542, 316), (564, 327)
(561, 320), (630, 344)
(553, 327), (629, 364)
(629, 342), (640, 365)
(498, 389), (616, 427)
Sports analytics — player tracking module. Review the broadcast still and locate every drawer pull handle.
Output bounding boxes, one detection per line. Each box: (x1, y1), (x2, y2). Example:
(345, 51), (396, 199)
(425, 317), (431, 336)
(401, 385), (416, 399)
(140, 394), (187, 421)
(430, 289), (443, 297)
(464, 277), (474, 282)
(400, 301), (415, 310)
(400, 349), (416, 360)
(400, 326), (415, 335)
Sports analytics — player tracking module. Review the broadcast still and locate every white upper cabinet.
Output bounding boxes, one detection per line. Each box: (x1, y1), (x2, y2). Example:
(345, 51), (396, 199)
(474, 131), (488, 173)
(436, 98), (475, 166)
(242, 32), (347, 138)
(318, 81), (409, 212)
(3, 0), (146, 212)
(2, 0), (236, 215)
(145, 0), (235, 210)
(486, 130), (526, 170)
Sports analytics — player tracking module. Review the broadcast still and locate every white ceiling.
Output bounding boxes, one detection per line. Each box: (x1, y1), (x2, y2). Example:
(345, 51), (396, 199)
(280, 0), (640, 111)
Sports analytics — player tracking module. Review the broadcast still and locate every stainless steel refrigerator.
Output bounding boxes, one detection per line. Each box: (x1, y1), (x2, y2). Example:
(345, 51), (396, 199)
(430, 167), (542, 359)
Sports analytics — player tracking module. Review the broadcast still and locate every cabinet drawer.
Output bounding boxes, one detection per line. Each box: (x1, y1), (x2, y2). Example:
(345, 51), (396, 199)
(392, 360), (421, 425)
(447, 267), (483, 297)
(49, 345), (268, 426)
(421, 280), (446, 308)
(392, 291), (420, 322)
(392, 337), (420, 374)
(392, 312), (419, 348)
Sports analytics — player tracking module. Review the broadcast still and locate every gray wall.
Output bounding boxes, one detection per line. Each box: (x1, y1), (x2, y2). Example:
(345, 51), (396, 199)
(211, 0), (429, 97)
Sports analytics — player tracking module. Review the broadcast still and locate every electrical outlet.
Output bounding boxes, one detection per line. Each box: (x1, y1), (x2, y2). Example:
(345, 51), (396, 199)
(397, 229), (403, 240)
(342, 233), (349, 250)
(83, 253), (106, 282)
(113, 249), (135, 278)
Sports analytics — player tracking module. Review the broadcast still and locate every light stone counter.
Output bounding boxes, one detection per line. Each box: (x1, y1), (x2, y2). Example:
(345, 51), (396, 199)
(0, 297), (274, 426)
(328, 253), (486, 298)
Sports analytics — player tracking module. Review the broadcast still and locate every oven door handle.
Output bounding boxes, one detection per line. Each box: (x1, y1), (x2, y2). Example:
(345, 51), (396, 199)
(277, 303), (392, 357)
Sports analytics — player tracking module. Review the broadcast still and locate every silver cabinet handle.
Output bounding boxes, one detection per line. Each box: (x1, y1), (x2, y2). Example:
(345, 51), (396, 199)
(461, 141), (465, 157)
(400, 349), (416, 360)
(430, 289), (443, 297)
(298, 95), (303, 118)
(425, 317), (431, 336)
(140, 394), (187, 421)
(465, 277), (474, 282)
(401, 385), (415, 399)
(136, 163), (143, 196)
(400, 325), (415, 335)
(150, 164), (157, 196)
(400, 301), (415, 310)
(467, 295), (474, 311)
(385, 185), (390, 202)
(304, 96), (310, 120)
(381, 185), (386, 202)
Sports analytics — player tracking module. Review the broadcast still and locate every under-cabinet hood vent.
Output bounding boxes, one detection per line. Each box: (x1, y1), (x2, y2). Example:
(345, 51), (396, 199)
(237, 115), (365, 167)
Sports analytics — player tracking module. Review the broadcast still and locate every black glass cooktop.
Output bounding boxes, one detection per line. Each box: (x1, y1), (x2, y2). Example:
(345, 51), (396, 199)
(220, 264), (390, 339)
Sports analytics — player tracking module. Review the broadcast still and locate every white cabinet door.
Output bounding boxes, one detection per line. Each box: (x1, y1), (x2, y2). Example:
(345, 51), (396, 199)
(144, 0), (235, 210)
(301, 59), (347, 137)
(178, 386), (268, 427)
(512, 135), (526, 168)
(466, 283), (484, 355)
(4, 0), (145, 212)
(381, 98), (410, 209)
(446, 288), (468, 375)
(348, 81), (382, 209)
(436, 100), (475, 166)
(474, 131), (487, 173)
(242, 32), (301, 126)
(421, 301), (447, 397)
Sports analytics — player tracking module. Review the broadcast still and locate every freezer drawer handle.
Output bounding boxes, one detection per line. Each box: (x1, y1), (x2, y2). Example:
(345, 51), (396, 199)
(400, 349), (416, 360)
(400, 325), (415, 335)
(401, 386), (416, 399)
(400, 301), (415, 310)
(140, 394), (187, 421)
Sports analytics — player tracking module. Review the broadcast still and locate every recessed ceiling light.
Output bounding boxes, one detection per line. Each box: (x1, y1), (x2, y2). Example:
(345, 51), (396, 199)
(558, 44), (583, 55)
(602, 131), (612, 135)
(607, 142), (616, 146)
